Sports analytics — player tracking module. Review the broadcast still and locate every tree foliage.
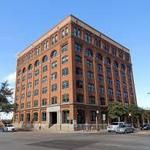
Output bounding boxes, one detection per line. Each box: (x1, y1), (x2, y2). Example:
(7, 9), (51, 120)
(108, 101), (126, 120)
(0, 81), (17, 113)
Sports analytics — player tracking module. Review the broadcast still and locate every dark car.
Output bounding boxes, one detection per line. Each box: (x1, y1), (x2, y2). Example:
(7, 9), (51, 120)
(116, 124), (134, 134)
(141, 124), (150, 130)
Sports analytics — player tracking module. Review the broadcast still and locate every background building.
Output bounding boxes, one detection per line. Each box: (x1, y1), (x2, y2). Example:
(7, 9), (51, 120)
(14, 15), (137, 130)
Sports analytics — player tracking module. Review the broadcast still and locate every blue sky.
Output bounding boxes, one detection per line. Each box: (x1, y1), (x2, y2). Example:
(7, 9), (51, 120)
(0, 0), (150, 109)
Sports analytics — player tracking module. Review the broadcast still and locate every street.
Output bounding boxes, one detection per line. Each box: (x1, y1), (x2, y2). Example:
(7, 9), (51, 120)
(0, 131), (150, 150)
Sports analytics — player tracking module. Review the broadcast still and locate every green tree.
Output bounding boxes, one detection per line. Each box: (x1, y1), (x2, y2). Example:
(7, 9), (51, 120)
(108, 101), (126, 122)
(126, 104), (143, 127)
(142, 110), (150, 124)
(0, 81), (17, 113)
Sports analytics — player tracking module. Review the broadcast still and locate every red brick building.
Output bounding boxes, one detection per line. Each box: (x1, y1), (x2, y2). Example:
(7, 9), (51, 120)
(14, 15), (136, 130)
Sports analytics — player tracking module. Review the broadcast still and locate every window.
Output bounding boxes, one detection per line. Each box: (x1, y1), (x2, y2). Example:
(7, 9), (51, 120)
(62, 110), (69, 123)
(91, 111), (96, 121)
(96, 53), (103, 61)
(35, 60), (40, 67)
(51, 34), (58, 44)
(27, 113), (30, 122)
(86, 60), (93, 68)
(116, 80), (120, 90)
(34, 100), (38, 107)
(112, 46), (117, 56)
(35, 69), (39, 76)
(62, 94), (69, 103)
(106, 67), (111, 77)
(85, 49), (93, 57)
(27, 82), (32, 89)
(105, 57), (111, 65)
(97, 64), (103, 74)
(89, 96), (95, 104)
(100, 86), (105, 95)
(51, 96), (57, 104)
(22, 67), (26, 74)
(34, 89), (39, 96)
(108, 78), (113, 86)
(42, 112), (46, 121)
(85, 33), (92, 43)
(98, 75), (104, 84)
(108, 88), (113, 96)
(27, 91), (31, 97)
(33, 112), (38, 121)
(20, 114), (24, 121)
(102, 42), (110, 52)
(116, 90), (121, 97)
(87, 71), (94, 79)
(121, 64), (126, 72)
(62, 27), (69, 37)
(42, 55), (48, 63)
(51, 72), (57, 80)
(35, 47), (41, 56)
(43, 41), (49, 50)
(76, 94), (84, 103)
(114, 61), (119, 69)
(28, 73), (32, 79)
(51, 50), (57, 58)
(74, 27), (81, 38)
(21, 103), (24, 109)
(62, 44), (68, 52)
(62, 80), (69, 89)
(42, 76), (47, 83)
(62, 68), (69, 76)
(51, 61), (57, 68)
(75, 55), (82, 63)
(75, 43), (82, 52)
(100, 97), (105, 105)
(51, 84), (57, 91)
(88, 83), (95, 92)
(42, 99), (47, 106)
(76, 67), (82, 75)
(34, 79), (39, 86)
(28, 64), (32, 71)
(42, 87), (47, 94)
(27, 102), (31, 108)
(62, 55), (68, 64)
(76, 80), (83, 88)
(42, 65), (47, 72)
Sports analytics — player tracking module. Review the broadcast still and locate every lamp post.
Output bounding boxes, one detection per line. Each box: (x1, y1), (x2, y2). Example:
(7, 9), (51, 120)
(96, 110), (99, 131)
(129, 113), (132, 125)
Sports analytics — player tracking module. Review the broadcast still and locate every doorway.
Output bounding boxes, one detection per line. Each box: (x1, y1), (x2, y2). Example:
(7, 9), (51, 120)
(50, 112), (57, 124)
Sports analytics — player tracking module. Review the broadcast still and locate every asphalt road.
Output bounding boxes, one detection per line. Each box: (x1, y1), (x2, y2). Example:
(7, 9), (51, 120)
(0, 131), (150, 150)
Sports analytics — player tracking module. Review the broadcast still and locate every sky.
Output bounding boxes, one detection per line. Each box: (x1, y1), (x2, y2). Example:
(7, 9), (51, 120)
(0, 0), (150, 111)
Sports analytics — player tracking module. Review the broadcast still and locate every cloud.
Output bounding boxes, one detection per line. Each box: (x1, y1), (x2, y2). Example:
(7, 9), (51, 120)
(3, 72), (16, 85)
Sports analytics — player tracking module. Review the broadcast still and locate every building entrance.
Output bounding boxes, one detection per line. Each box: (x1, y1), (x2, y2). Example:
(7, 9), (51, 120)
(50, 112), (57, 124)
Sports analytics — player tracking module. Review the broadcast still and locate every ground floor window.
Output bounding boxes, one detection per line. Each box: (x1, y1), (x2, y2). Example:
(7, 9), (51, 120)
(42, 112), (46, 121)
(20, 114), (24, 121)
(26, 113), (30, 122)
(77, 110), (85, 124)
(62, 110), (69, 123)
(90, 111), (96, 121)
(33, 112), (38, 121)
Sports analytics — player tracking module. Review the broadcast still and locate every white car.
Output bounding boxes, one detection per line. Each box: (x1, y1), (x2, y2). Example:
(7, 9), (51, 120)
(3, 124), (16, 132)
(107, 122), (125, 132)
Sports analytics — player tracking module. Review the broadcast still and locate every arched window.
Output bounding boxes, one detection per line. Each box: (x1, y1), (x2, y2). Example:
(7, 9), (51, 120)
(114, 61), (119, 69)
(96, 53), (103, 61)
(51, 50), (57, 58)
(34, 60), (40, 67)
(22, 67), (26, 73)
(105, 57), (111, 65)
(28, 64), (32, 70)
(85, 48), (93, 57)
(42, 55), (48, 63)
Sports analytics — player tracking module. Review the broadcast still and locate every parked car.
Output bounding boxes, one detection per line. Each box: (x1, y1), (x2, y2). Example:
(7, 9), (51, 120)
(0, 127), (4, 132)
(107, 122), (125, 132)
(141, 124), (150, 130)
(116, 124), (134, 134)
(3, 124), (16, 132)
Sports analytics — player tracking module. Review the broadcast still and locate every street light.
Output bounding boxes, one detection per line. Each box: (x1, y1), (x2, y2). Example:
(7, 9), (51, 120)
(96, 110), (99, 131)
